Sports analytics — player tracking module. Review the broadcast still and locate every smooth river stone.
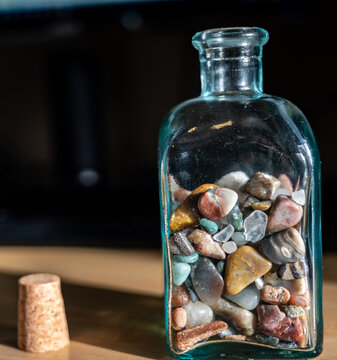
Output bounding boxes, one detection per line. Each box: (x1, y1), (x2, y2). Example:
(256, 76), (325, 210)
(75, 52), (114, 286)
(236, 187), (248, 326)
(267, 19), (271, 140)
(215, 171), (249, 203)
(259, 228), (305, 265)
(270, 187), (291, 201)
(211, 297), (257, 336)
(183, 301), (214, 328)
(172, 307), (187, 330)
(266, 196), (303, 233)
(198, 188), (238, 221)
(244, 172), (280, 200)
(213, 224), (235, 243)
(200, 218), (219, 235)
(191, 257), (224, 305)
(174, 253), (199, 264)
(169, 184), (218, 232)
(292, 189), (306, 206)
(224, 246), (272, 295)
(243, 210), (268, 243)
(231, 232), (247, 246)
(222, 241), (237, 254)
(188, 229), (226, 260)
(172, 284), (190, 307)
(223, 283), (260, 310)
(172, 261), (191, 286)
(255, 277), (264, 290)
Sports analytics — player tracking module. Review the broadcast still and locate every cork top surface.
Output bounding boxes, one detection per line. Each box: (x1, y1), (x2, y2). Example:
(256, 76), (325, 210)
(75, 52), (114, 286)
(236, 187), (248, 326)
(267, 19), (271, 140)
(19, 273), (60, 286)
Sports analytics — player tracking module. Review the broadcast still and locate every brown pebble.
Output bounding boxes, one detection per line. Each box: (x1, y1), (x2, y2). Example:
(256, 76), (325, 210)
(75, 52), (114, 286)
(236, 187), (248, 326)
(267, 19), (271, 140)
(174, 188), (191, 203)
(289, 294), (310, 308)
(172, 284), (190, 307)
(244, 172), (280, 200)
(223, 334), (246, 341)
(260, 285), (290, 304)
(18, 273), (70, 353)
(172, 307), (187, 331)
(174, 320), (228, 351)
(251, 201), (272, 211)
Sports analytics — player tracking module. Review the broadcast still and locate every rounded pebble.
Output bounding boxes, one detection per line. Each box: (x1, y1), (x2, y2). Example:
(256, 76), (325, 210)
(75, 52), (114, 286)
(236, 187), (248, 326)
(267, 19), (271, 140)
(172, 307), (187, 330)
(172, 261), (191, 286)
(255, 277), (264, 290)
(174, 253), (199, 264)
(172, 284), (190, 307)
(184, 301), (214, 328)
(231, 232), (247, 246)
(200, 218), (219, 235)
(260, 285), (290, 304)
(292, 189), (306, 206)
(222, 241), (237, 254)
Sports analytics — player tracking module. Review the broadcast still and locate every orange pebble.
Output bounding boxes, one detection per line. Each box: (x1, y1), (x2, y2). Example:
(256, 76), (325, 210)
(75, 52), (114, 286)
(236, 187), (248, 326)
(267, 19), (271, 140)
(172, 307), (187, 331)
(289, 294), (310, 308)
(260, 285), (290, 304)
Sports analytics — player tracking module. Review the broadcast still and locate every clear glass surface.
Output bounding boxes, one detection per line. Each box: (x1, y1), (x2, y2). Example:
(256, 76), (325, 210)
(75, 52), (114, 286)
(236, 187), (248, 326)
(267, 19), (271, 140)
(158, 27), (322, 359)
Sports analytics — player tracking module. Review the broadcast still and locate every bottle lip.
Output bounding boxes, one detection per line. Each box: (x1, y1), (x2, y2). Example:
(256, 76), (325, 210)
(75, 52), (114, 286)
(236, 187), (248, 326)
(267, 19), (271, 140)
(192, 27), (269, 51)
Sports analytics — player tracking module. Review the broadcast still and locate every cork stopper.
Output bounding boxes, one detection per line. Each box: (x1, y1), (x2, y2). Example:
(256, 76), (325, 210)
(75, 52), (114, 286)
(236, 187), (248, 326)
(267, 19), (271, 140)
(18, 273), (70, 352)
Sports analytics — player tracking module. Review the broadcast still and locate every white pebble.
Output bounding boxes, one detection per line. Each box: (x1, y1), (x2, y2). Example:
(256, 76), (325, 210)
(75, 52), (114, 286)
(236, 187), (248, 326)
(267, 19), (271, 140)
(271, 187), (291, 200)
(222, 240), (237, 254)
(213, 224), (234, 243)
(232, 232), (247, 246)
(243, 210), (268, 243)
(292, 189), (306, 205)
(255, 277), (264, 290)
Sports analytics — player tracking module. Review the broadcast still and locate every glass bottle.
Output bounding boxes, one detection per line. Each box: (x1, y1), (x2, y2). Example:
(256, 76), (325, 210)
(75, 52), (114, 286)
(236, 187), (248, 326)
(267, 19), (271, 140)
(158, 27), (322, 359)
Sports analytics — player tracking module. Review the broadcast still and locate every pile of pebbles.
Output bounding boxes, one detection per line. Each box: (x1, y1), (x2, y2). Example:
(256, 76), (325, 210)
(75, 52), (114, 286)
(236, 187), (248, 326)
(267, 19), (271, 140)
(167, 171), (309, 352)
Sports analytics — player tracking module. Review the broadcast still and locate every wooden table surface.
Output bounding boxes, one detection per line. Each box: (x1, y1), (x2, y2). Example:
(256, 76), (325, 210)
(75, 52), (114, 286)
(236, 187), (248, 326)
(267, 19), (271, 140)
(0, 247), (336, 360)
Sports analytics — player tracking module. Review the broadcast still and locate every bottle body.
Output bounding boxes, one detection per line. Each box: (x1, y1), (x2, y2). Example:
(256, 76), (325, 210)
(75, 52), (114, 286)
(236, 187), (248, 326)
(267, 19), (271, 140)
(158, 28), (322, 359)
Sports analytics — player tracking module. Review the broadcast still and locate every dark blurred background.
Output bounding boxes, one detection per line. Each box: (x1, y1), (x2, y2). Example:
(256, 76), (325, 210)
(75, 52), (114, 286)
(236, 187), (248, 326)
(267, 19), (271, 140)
(0, 0), (335, 249)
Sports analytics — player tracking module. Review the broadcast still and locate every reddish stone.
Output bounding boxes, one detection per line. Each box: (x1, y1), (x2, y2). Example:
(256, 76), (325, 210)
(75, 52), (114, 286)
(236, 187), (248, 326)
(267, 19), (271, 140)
(267, 196), (303, 233)
(257, 305), (303, 342)
(197, 188), (237, 221)
(174, 188), (191, 203)
(278, 317), (303, 342)
(289, 294), (310, 308)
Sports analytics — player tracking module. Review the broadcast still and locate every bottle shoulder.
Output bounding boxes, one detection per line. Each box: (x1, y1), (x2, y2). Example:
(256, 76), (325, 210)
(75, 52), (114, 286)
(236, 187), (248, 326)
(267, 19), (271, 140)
(159, 93), (318, 154)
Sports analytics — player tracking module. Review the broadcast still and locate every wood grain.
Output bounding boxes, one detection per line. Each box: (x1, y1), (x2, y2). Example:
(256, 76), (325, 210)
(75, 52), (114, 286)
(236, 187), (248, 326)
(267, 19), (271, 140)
(0, 247), (336, 359)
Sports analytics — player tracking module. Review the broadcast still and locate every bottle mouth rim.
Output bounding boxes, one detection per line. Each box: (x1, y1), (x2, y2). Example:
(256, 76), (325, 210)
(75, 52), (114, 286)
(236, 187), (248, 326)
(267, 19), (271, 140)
(192, 27), (269, 50)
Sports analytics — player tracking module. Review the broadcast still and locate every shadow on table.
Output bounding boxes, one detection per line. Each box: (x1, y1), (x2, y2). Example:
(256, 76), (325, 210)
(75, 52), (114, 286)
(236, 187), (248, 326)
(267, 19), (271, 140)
(0, 272), (170, 359)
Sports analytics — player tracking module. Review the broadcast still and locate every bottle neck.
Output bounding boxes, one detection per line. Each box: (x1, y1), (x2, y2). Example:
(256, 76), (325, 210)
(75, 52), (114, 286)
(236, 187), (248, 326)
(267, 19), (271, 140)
(199, 46), (263, 96)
